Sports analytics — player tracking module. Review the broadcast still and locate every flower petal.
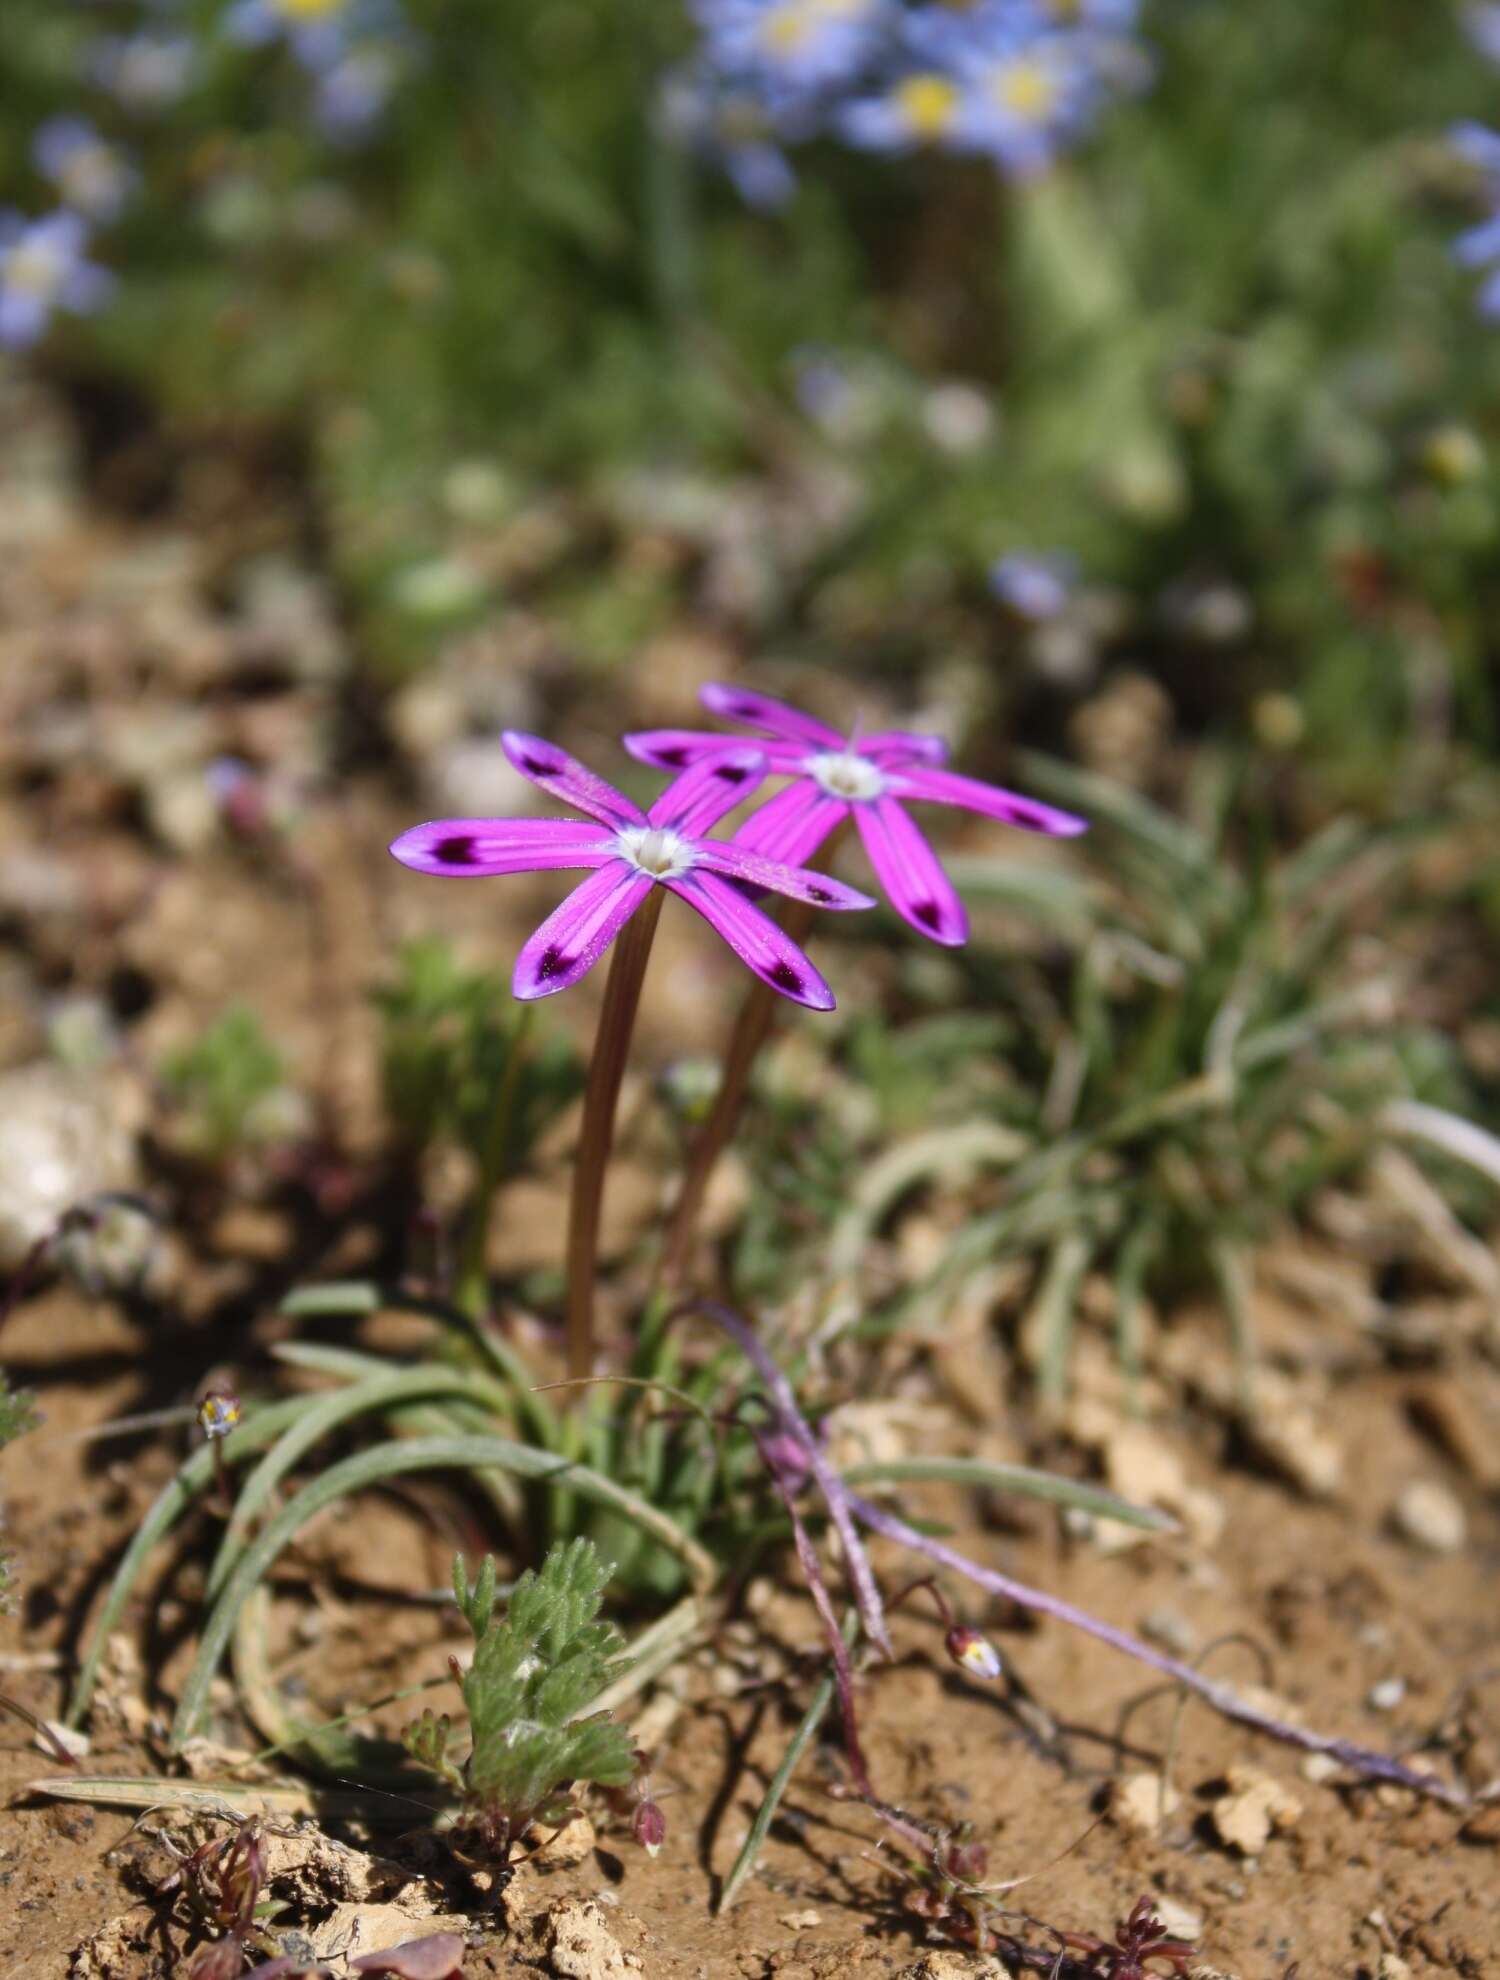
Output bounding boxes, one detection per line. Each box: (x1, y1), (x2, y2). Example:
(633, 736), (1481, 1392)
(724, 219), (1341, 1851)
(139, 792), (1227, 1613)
(501, 731), (645, 830)
(626, 729), (806, 774)
(701, 682), (843, 748)
(859, 730), (951, 767)
(887, 765), (1088, 837)
(855, 798), (969, 946)
(623, 729), (739, 772)
(667, 870), (836, 1009)
(390, 818), (612, 876)
(648, 745), (767, 833)
(734, 781), (847, 866)
(696, 841), (875, 910)
(512, 863), (652, 999)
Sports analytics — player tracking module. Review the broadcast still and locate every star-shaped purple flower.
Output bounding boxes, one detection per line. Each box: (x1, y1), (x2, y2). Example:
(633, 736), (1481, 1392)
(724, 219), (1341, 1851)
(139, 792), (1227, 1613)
(390, 732), (874, 1007)
(625, 685), (1086, 948)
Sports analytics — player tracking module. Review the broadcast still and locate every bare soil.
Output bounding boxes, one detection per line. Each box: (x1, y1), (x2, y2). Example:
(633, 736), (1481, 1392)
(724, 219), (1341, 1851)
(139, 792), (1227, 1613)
(1, 377), (1497, 1980)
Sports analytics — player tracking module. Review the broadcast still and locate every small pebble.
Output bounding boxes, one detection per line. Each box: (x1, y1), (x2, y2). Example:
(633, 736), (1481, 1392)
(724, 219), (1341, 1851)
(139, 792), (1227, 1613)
(1139, 1606), (1197, 1657)
(1301, 1752), (1343, 1784)
(1367, 1677), (1406, 1712)
(1391, 1479), (1467, 1556)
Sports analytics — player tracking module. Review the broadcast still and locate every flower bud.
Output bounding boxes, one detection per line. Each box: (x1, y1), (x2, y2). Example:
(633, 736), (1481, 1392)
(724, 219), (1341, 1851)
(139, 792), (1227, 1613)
(632, 1796), (666, 1858)
(197, 1390), (242, 1440)
(945, 1626), (1002, 1681)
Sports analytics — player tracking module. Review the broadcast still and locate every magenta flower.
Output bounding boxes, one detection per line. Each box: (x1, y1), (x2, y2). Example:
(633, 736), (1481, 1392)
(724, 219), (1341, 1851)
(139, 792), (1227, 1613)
(624, 685), (1086, 948)
(389, 731), (874, 1008)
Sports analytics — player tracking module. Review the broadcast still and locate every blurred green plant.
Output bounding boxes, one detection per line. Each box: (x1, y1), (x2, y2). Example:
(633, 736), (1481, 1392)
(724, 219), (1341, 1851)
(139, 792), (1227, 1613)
(4, 0), (1497, 774)
(403, 1541), (637, 1864)
(0, 1372), (37, 1607)
(371, 936), (583, 1312)
(822, 757), (1483, 1403)
(159, 1007), (302, 1164)
(373, 936), (580, 1167)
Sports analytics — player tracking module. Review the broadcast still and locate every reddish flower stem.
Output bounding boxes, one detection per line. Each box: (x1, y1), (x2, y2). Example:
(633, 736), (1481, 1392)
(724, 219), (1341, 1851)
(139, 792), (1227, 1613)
(566, 890), (664, 1384)
(658, 898), (817, 1288)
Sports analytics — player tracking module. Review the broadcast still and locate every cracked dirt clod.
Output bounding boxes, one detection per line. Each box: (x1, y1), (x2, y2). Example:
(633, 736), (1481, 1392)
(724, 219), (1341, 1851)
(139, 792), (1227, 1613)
(547, 1897), (633, 1980)
(1211, 1765), (1305, 1854)
(1109, 1771), (1183, 1835)
(307, 1902), (470, 1966)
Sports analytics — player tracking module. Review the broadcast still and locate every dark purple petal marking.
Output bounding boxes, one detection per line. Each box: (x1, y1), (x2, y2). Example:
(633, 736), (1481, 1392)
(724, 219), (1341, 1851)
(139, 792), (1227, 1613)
(859, 730), (951, 768)
(512, 863), (653, 999)
(695, 840), (875, 910)
(700, 682), (843, 749)
(389, 818), (613, 877)
(648, 745), (766, 834)
(855, 798), (969, 947)
(887, 765), (1087, 837)
(501, 729), (646, 831)
(666, 869), (836, 1010)
(621, 729), (741, 773)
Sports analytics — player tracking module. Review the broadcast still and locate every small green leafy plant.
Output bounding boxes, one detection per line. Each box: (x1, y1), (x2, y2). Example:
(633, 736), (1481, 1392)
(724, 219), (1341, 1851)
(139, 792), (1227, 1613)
(160, 1008), (303, 1166)
(404, 1539), (638, 1865)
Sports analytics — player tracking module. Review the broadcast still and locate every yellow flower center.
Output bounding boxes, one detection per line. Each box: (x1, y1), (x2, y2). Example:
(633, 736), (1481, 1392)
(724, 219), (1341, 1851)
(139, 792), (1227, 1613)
(894, 74), (960, 139)
(991, 60), (1059, 122)
(272, 0), (349, 20)
(759, 0), (866, 55)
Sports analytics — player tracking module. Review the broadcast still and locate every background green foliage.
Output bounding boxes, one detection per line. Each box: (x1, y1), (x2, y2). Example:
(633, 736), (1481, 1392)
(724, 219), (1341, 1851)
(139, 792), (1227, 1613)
(3, 0), (1498, 773)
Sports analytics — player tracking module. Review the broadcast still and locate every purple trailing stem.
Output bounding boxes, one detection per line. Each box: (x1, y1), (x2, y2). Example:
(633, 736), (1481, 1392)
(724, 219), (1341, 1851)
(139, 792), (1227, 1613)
(753, 1426), (875, 1801)
(691, 1299), (894, 1659)
(846, 1492), (1466, 1808)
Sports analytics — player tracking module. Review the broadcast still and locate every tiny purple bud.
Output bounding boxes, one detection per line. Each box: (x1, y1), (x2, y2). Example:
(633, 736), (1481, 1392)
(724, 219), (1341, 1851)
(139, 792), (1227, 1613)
(945, 1626), (1002, 1681)
(632, 1796), (666, 1857)
(944, 1838), (989, 1883)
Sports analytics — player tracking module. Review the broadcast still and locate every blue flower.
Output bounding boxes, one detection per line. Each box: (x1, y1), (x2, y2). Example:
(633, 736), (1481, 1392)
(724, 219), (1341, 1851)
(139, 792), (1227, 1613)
(88, 32), (196, 113)
(1450, 122), (1500, 319)
(946, 24), (1099, 174)
(226, 0), (350, 68)
(0, 212), (114, 349)
(314, 45), (399, 139)
(989, 550), (1078, 619)
(839, 70), (965, 151)
(32, 118), (137, 224)
(658, 66), (801, 207)
(1464, 3), (1500, 64)
(693, 0), (890, 102)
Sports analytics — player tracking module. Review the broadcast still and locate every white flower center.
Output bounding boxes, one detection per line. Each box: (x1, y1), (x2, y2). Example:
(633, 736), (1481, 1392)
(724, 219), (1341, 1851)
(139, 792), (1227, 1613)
(614, 825), (696, 880)
(806, 750), (885, 802)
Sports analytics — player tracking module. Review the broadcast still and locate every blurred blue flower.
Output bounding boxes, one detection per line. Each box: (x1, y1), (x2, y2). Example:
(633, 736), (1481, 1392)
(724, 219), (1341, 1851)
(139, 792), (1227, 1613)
(1463, 3), (1500, 63)
(989, 550), (1078, 619)
(88, 32), (196, 113)
(32, 118), (137, 224)
(933, 11), (1100, 173)
(1450, 121), (1500, 319)
(226, 0), (353, 69)
(693, 0), (890, 101)
(314, 45), (399, 139)
(840, 70), (965, 150)
(659, 67), (800, 206)
(0, 211), (114, 349)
